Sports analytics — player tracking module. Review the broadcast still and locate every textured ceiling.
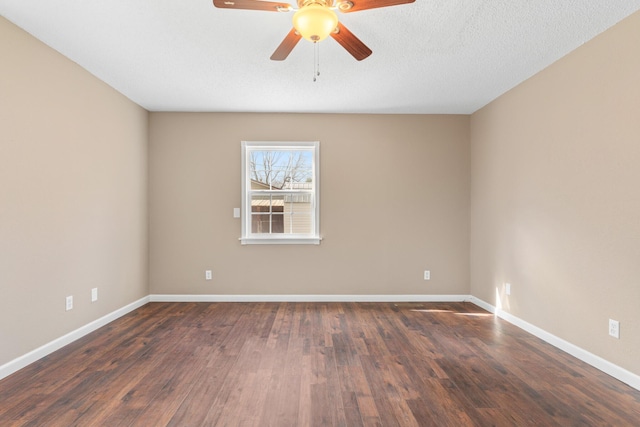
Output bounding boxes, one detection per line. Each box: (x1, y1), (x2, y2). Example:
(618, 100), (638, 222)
(2, 1), (639, 114)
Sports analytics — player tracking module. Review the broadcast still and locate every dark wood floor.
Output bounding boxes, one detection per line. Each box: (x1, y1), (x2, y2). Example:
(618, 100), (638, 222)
(1, 302), (639, 426)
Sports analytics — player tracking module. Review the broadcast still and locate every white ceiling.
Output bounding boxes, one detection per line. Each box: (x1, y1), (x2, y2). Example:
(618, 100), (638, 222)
(2, 1), (639, 114)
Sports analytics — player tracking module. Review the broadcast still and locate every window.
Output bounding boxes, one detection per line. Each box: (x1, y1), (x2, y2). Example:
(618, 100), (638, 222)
(240, 141), (320, 245)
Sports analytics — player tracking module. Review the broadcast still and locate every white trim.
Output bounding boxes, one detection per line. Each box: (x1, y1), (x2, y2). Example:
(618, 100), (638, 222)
(150, 294), (472, 303)
(0, 296), (150, 381)
(468, 296), (640, 391)
(467, 296), (495, 313)
(240, 237), (322, 245)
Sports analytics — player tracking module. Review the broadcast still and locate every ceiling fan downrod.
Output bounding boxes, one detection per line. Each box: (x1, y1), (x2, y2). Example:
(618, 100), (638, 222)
(313, 41), (320, 82)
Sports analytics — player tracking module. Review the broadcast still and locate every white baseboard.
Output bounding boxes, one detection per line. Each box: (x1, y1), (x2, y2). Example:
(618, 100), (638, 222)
(0, 296), (150, 381)
(467, 296), (496, 313)
(149, 294), (473, 303)
(468, 296), (640, 391)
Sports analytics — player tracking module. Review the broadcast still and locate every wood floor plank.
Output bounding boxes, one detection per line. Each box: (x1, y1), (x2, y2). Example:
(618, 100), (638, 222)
(344, 365), (378, 419)
(1, 302), (640, 426)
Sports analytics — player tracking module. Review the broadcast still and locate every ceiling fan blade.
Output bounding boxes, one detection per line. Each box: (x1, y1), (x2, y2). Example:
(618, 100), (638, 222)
(213, 0), (292, 12)
(337, 0), (415, 13)
(330, 22), (372, 61)
(271, 28), (302, 60)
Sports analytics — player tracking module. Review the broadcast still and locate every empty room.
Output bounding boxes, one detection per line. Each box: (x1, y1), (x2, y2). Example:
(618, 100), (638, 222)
(1, 1), (639, 425)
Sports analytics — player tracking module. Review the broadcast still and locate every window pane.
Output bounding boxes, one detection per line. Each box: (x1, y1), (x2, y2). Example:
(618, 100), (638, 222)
(283, 193), (313, 234)
(249, 150), (313, 190)
(251, 194), (284, 234)
(250, 193), (314, 235)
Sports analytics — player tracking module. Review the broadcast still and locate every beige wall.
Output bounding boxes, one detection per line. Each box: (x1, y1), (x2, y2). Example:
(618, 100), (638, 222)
(149, 113), (470, 296)
(0, 17), (149, 366)
(470, 11), (640, 375)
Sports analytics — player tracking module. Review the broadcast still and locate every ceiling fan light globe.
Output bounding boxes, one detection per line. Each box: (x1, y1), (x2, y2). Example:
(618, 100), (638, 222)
(292, 4), (338, 42)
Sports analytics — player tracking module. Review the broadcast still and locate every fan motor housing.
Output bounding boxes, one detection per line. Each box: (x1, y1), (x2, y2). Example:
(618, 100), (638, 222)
(297, 0), (332, 8)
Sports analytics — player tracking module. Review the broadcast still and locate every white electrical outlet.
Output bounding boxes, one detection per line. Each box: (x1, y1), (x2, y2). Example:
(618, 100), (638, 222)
(91, 288), (98, 302)
(65, 296), (73, 311)
(506, 283), (511, 295)
(424, 270), (430, 280)
(233, 208), (240, 218)
(205, 270), (212, 280)
(609, 319), (620, 339)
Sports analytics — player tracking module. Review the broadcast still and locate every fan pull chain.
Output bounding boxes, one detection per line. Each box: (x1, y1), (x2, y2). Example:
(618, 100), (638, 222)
(313, 42), (320, 82)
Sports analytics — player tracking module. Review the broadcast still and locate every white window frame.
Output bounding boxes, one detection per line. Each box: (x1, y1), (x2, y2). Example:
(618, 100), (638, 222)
(240, 141), (321, 245)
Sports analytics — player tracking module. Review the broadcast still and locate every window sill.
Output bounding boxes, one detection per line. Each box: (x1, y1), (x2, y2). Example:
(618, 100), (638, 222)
(240, 236), (322, 245)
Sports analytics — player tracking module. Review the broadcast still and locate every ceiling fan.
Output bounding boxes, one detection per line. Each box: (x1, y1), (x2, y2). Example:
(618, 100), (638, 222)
(212, 0), (416, 61)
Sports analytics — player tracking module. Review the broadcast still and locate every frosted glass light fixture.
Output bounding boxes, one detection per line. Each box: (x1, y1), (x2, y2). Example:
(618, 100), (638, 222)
(293, 3), (338, 42)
